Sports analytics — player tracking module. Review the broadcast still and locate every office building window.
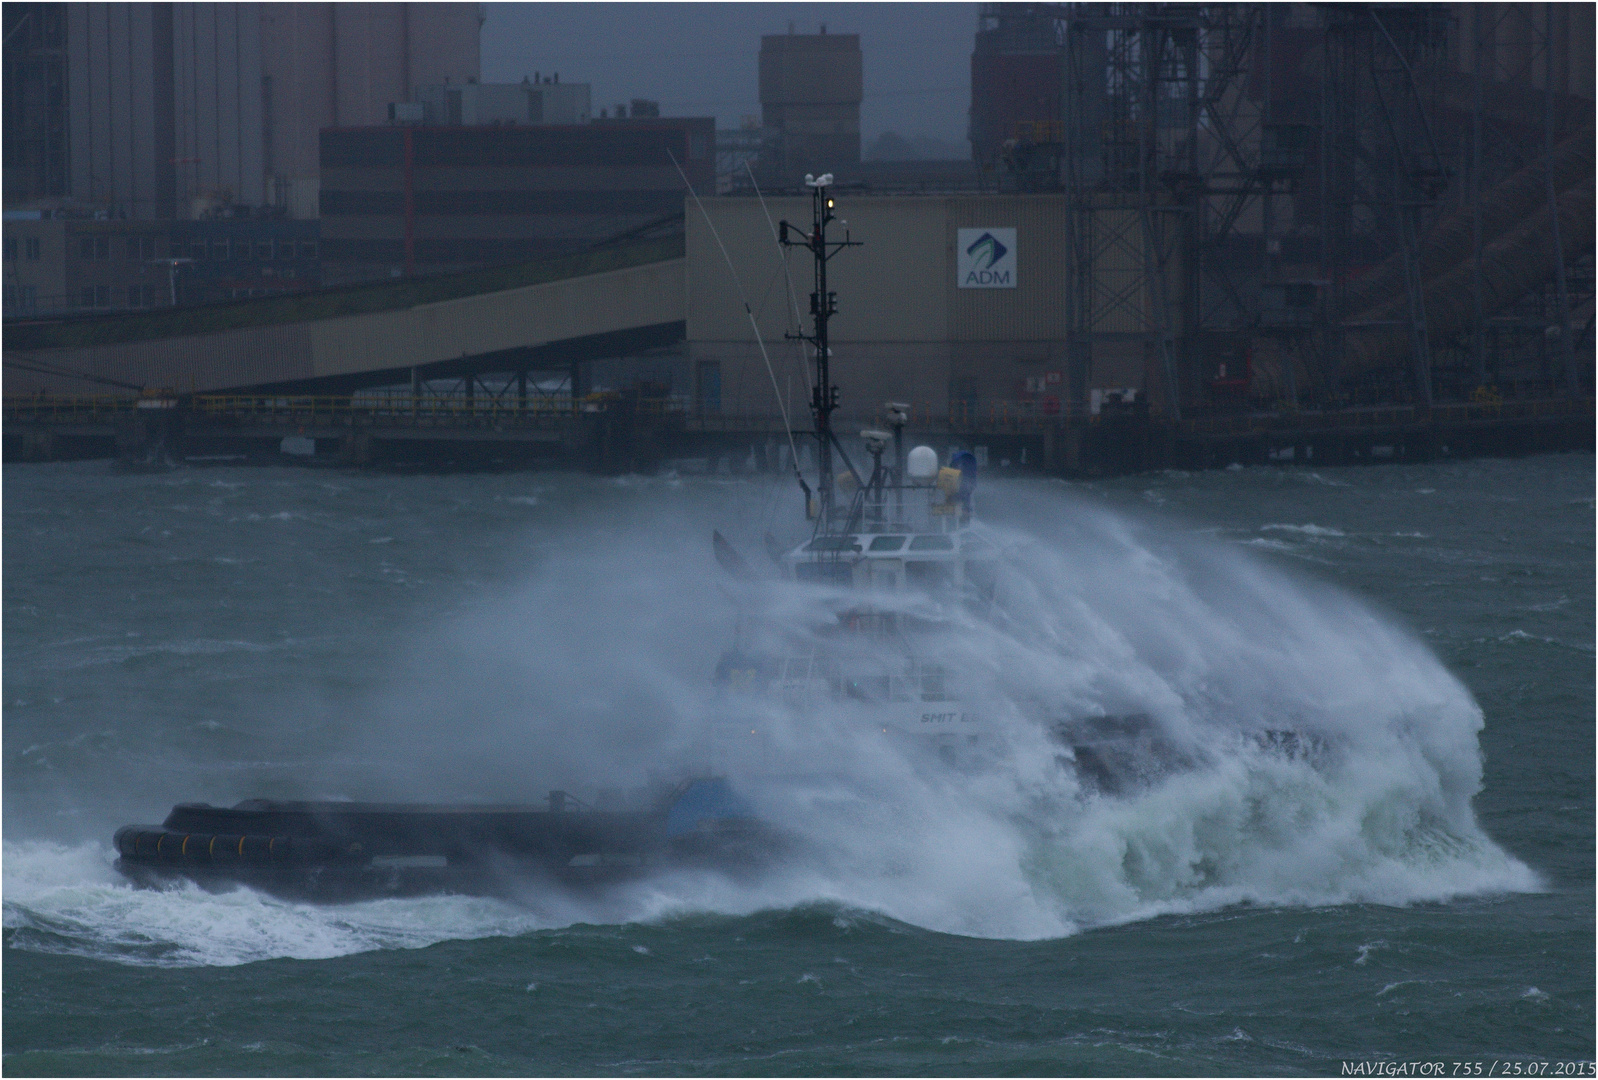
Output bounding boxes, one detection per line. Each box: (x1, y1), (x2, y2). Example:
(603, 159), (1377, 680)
(300, 241), (318, 260)
(256, 240), (273, 259)
(212, 239), (230, 260)
(5, 237), (16, 261)
(126, 237), (140, 259)
(95, 284), (110, 307)
(25, 237), (39, 260)
(95, 236), (109, 259)
(80, 237), (95, 259)
(190, 241), (207, 260)
(80, 286), (95, 307)
(21, 285), (36, 311)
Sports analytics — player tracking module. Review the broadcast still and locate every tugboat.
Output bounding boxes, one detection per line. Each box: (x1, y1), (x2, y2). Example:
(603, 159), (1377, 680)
(112, 174), (1311, 901)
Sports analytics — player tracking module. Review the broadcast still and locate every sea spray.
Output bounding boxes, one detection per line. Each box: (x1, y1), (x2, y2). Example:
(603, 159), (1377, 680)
(634, 488), (1537, 937)
(3, 475), (1539, 962)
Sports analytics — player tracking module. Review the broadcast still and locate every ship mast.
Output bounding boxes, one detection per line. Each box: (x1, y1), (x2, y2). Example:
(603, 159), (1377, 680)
(780, 173), (859, 522)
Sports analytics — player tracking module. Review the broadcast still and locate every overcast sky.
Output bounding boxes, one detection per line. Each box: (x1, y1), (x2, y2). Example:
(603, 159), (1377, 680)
(480, 3), (979, 147)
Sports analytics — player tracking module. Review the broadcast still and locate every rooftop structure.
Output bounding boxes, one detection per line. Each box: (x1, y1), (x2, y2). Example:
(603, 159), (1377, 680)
(758, 28), (862, 184)
(411, 80), (591, 126)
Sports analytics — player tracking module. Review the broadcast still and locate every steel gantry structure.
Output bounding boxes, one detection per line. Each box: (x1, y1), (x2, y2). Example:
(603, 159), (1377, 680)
(970, 2), (1592, 416)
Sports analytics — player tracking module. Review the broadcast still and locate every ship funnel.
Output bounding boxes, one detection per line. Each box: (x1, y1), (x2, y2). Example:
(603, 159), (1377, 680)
(906, 445), (939, 480)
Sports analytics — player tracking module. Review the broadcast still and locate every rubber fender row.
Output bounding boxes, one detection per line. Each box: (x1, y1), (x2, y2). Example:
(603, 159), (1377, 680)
(114, 827), (358, 866)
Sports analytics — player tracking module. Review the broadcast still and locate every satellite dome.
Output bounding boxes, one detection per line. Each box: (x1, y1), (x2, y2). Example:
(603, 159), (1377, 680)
(906, 445), (939, 480)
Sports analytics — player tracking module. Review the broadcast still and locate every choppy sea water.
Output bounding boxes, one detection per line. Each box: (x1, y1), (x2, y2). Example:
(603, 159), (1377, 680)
(3, 454), (1592, 1076)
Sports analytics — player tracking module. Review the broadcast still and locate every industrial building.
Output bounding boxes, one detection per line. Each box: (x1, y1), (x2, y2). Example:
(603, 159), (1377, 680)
(2, 1), (477, 314)
(3, 2), (480, 220)
(317, 116), (715, 283)
(757, 29), (863, 182)
(686, 192), (1161, 421)
(948, 2), (1595, 413)
(3, 2), (1591, 474)
(698, 4), (1593, 422)
(3, 214), (319, 313)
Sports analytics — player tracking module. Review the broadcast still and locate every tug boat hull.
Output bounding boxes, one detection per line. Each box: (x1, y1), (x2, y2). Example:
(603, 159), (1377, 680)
(114, 782), (773, 901)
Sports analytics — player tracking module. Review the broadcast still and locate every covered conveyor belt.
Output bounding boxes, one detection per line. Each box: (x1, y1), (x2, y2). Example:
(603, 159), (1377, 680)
(1339, 125), (1595, 381)
(4, 233), (687, 397)
(1338, 125), (1594, 323)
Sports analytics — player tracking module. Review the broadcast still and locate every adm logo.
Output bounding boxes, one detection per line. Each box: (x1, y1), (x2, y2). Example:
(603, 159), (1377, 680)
(968, 232), (1006, 270)
(956, 227), (1017, 289)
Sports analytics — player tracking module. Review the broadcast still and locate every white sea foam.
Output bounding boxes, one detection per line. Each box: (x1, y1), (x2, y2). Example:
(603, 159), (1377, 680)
(5, 483), (1538, 964)
(2, 840), (549, 968)
(1291, 472), (1350, 488)
(1260, 523), (1346, 537)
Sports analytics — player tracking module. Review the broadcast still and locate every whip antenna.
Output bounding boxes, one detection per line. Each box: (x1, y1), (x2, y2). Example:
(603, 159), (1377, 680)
(745, 161), (811, 384)
(667, 148), (809, 505)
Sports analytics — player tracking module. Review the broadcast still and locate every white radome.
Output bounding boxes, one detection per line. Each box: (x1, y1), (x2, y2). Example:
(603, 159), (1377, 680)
(906, 445), (939, 480)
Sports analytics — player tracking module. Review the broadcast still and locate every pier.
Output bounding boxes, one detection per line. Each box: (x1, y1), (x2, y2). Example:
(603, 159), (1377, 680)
(6, 392), (1589, 476)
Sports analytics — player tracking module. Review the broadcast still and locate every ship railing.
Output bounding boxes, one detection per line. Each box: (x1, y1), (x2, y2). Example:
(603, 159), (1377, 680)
(824, 478), (966, 536)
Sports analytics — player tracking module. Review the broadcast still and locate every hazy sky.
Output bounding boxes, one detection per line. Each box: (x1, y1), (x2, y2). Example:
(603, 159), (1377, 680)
(480, 3), (979, 146)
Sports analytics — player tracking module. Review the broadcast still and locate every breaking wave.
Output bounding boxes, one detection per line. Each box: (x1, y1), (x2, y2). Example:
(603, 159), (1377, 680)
(3, 479), (1536, 963)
